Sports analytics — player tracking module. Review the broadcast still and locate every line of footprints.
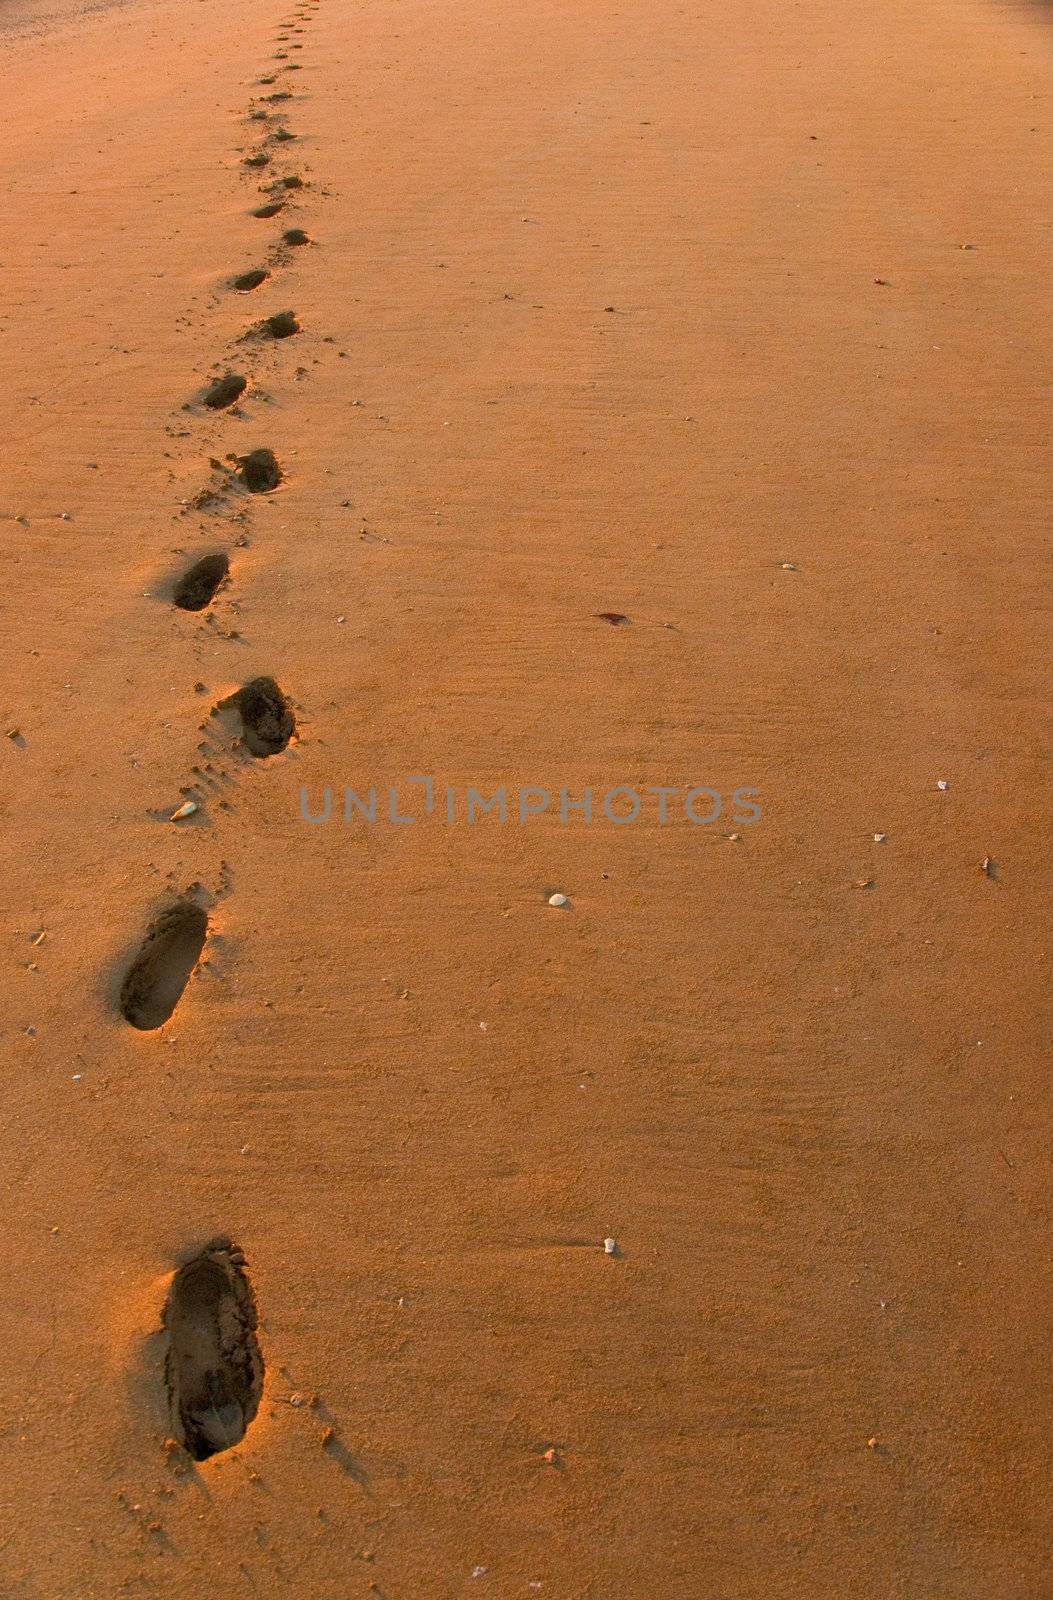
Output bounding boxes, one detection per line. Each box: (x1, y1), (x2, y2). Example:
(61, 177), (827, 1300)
(123, 1), (323, 1464)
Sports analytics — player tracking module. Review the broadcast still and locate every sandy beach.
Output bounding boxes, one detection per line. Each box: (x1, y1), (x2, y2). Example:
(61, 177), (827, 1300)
(1, 0), (1049, 1593)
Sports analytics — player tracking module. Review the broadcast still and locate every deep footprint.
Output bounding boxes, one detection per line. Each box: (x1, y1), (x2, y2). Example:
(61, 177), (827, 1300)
(238, 448), (282, 492)
(174, 551), (230, 611)
(119, 900), (207, 1030)
(259, 310), (300, 338)
(201, 373), (247, 410)
(231, 268), (270, 292)
(281, 228), (311, 246)
(164, 1240), (264, 1462)
(251, 202), (284, 219)
(220, 676), (295, 756)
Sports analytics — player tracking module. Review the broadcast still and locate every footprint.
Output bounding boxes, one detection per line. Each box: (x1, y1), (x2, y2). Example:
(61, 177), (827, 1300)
(243, 151), (271, 168)
(201, 373), (248, 410)
(218, 676), (295, 756)
(259, 310), (299, 339)
(279, 175), (304, 189)
(251, 202), (284, 219)
(231, 268), (270, 292)
(174, 551), (230, 611)
(281, 228), (311, 247)
(119, 900), (208, 1030)
(237, 448), (282, 492)
(271, 128), (297, 143)
(164, 1240), (263, 1462)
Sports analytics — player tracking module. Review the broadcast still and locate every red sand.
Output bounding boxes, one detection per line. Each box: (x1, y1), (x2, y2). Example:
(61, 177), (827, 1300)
(0, 0), (1049, 1593)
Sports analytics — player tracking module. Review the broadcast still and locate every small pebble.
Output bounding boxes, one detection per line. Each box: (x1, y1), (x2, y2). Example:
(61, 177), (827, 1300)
(603, 1237), (617, 1256)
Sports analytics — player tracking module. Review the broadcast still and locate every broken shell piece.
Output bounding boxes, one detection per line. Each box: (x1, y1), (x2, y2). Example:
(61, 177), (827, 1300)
(873, 833), (886, 842)
(170, 801), (198, 821)
(548, 893), (568, 908)
(780, 562), (797, 571)
(603, 1237), (617, 1256)
(937, 780), (948, 791)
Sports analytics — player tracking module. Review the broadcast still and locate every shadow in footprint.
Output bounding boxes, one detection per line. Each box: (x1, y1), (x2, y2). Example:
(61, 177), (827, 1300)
(281, 228), (311, 247)
(217, 677), (295, 757)
(174, 552), (230, 611)
(251, 202), (284, 219)
(236, 448), (282, 493)
(258, 310), (300, 339)
(165, 1240), (264, 1462)
(202, 374), (247, 411)
(231, 269), (270, 292)
(120, 900), (208, 1030)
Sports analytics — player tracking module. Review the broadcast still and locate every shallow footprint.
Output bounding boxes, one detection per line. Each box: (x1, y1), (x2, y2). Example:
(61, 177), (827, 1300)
(164, 1240), (263, 1461)
(174, 551), (229, 611)
(251, 201), (284, 219)
(219, 676), (295, 756)
(120, 900), (207, 1029)
(281, 228), (311, 247)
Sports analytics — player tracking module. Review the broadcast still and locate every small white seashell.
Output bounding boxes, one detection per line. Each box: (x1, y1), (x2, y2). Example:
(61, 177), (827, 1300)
(603, 1237), (617, 1256)
(170, 801), (198, 820)
(548, 892), (568, 908)
(873, 833), (886, 842)
(936, 780), (948, 791)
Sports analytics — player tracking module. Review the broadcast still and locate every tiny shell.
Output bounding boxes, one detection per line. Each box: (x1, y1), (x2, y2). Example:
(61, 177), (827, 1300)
(603, 1237), (617, 1256)
(170, 801), (198, 821)
(548, 892), (568, 908)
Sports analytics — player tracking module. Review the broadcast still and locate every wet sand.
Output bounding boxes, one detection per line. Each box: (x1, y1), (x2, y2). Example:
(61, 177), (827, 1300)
(0, 0), (1049, 1593)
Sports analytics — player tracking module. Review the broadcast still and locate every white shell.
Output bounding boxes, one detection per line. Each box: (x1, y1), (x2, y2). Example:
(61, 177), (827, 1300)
(170, 801), (198, 820)
(603, 1237), (617, 1256)
(548, 892), (568, 908)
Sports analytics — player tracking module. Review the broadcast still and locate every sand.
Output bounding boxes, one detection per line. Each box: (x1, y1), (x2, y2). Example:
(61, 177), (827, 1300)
(0, 0), (1049, 1592)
